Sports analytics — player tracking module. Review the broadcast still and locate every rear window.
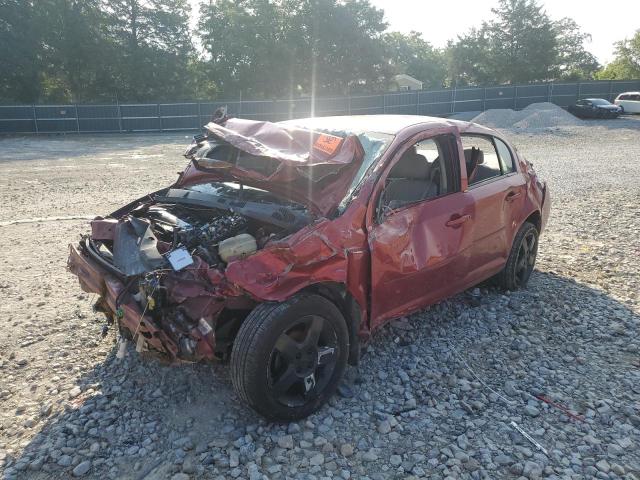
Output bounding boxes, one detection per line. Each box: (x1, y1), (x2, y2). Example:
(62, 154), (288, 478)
(495, 138), (515, 174)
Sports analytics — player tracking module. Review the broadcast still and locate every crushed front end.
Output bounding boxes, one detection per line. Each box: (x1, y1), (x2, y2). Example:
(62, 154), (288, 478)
(67, 117), (366, 363)
(68, 184), (310, 362)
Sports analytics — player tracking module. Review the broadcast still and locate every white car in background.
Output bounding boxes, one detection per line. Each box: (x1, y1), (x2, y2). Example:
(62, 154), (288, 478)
(614, 92), (640, 114)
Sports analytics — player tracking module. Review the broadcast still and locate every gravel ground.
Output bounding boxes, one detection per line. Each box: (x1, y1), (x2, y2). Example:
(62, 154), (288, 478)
(1, 117), (639, 480)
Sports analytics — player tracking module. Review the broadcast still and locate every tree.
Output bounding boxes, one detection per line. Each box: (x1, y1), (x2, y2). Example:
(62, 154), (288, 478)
(103, 0), (195, 101)
(552, 18), (599, 80)
(484, 0), (557, 83)
(596, 30), (640, 80)
(0, 1), (42, 102)
(383, 32), (446, 88)
(287, 0), (389, 95)
(38, 0), (116, 102)
(447, 0), (598, 85)
(198, 0), (292, 98)
(198, 0), (390, 98)
(446, 29), (493, 86)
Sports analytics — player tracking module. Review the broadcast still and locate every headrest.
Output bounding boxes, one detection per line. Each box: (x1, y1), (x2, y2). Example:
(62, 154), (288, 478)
(391, 151), (430, 179)
(464, 147), (484, 166)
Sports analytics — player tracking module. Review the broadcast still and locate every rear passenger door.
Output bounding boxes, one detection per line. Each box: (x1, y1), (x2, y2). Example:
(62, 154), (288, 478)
(461, 134), (526, 283)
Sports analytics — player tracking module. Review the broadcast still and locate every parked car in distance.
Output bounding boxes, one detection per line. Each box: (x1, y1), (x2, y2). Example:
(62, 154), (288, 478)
(67, 115), (550, 421)
(567, 98), (623, 119)
(614, 92), (640, 113)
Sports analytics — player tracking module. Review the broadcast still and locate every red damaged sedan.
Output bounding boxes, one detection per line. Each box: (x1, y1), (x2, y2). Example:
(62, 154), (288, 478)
(68, 115), (550, 421)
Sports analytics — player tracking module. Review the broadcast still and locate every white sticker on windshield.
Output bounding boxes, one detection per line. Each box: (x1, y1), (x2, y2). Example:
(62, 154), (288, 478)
(166, 247), (194, 271)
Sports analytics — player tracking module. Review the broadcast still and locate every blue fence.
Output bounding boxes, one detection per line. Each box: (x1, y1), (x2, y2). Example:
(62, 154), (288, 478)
(1, 79), (639, 134)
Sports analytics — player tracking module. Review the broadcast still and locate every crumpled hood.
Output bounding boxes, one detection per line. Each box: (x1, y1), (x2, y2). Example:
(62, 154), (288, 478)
(181, 118), (366, 216)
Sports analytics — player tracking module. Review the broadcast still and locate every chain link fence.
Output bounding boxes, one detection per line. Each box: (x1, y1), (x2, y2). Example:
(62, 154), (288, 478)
(1, 79), (639, 134)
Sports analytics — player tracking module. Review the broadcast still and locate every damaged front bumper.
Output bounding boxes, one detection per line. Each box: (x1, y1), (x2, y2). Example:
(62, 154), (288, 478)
(68, 240), (249, 362)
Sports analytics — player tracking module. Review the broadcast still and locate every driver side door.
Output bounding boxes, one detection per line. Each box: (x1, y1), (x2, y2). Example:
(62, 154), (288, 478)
(367, 132), (475, 328)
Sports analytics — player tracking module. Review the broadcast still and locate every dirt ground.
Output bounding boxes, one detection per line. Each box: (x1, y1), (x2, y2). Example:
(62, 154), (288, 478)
(1, 117), (639, 480)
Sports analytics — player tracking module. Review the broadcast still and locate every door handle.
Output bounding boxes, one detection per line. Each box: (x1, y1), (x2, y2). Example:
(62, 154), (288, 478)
(446, 214), (471, 227)
(506, 191), (522, 202)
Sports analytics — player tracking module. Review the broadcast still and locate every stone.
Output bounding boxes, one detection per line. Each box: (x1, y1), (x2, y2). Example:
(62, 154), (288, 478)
(68, 386), (82, 399)
(362, 450), (378, 462)
(337, 383), (354, 398)
(182, 457), (195, 474)
(595, 459), (610, 473)
(72, 461), (91, 477)
(495, 454), (514, 466)
(57, 455), (73, 467)
(229, 450), (240, 468)
(340, 444), (354, 457)
(377, 420), (391, 434)
(309, 453), (325, 466)
(277, 435), (294, 449)
(171, 474), (190, 480)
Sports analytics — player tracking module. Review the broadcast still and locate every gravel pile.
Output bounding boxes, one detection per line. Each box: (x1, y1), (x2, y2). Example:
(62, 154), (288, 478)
(1, 120), (639, 480)
(471, 102), (584, 131)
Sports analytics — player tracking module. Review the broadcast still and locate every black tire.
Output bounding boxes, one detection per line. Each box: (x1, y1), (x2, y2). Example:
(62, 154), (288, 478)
(230, 293), (349, 422)
(497, 221), (539, 291)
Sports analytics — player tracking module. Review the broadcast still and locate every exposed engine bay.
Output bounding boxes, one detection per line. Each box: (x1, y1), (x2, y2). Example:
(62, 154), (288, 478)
(79, 181), (311, 361)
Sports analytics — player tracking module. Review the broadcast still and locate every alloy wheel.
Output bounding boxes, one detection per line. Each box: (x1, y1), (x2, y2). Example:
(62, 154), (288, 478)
(268, 315), (338, 407)
(514, 229), (537, 287)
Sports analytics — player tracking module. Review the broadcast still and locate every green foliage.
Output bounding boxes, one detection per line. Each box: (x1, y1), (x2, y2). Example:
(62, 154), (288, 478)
(596, 30), (640, 80)
(102, 0), (195, 101)
(448, 0), (557, 85)
(38, 0), (116, 102)
(198, 0), (390, 98)
(445, 29), (493, 86)
(0, 1), (42, 102)
(0, 0), (633, 104)
(383, 32), (446, 88)
(552, 18), (600, 80)
(446, 0), (601, 85)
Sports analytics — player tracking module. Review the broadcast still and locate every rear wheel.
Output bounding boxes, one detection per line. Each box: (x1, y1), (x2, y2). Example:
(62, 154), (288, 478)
(230, 293), (349, 421)
(497, 221), (539, 291)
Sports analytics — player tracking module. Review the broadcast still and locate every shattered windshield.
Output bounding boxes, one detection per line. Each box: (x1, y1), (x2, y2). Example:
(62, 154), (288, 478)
(321, 130), (394, 212)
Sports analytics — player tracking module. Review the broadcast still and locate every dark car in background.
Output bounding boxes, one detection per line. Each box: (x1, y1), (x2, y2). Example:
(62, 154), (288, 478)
(568, 98), (623, 119)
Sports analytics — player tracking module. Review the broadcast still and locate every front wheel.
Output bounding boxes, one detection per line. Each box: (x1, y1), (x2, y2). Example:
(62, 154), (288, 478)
(230, 293), (349, 422)
(497, 221), (539, 291)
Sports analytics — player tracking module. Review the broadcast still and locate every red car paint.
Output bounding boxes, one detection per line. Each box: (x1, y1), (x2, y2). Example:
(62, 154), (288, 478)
(68, 115), (549, 362)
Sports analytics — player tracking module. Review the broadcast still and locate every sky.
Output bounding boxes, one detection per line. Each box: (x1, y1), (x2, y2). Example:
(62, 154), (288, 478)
(188, 0), (640, 64)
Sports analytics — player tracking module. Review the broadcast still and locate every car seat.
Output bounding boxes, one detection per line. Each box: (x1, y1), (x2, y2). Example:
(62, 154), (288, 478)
(384, 148), (439, 208)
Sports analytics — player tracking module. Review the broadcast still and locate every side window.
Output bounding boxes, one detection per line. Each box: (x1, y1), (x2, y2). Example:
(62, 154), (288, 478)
(461, 135), (502, 186)
(381, 135), (456, 210)
(495, 138), (515, 174)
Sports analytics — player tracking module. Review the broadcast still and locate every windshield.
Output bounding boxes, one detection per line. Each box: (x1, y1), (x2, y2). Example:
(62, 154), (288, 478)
(589, 99), (611, 106)
(310, 129), (394, 211)
(192, 126), (394, 215)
